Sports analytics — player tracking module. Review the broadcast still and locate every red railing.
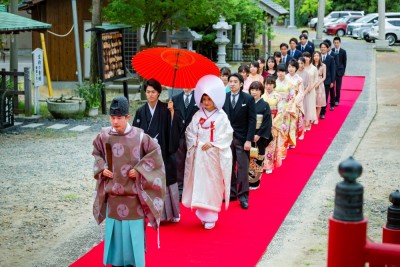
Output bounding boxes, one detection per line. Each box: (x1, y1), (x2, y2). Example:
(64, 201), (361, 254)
(327, 157), (400, 267)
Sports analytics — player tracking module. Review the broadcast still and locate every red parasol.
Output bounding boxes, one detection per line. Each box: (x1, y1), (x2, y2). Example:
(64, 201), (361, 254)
(132, 47), (220, 89)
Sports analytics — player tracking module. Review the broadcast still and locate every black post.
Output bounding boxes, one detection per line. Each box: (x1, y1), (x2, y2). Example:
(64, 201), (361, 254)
(24, 67), (32, 117)
(101, 85), (106, 115)
(123, 80), (129, 102)
(13, 69), (18, 112)
(333, 156), (364, 222)
(387, 190), (400, 230)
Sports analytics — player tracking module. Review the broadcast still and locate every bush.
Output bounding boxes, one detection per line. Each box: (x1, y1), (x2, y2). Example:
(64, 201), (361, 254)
(75, 80), (103, 109)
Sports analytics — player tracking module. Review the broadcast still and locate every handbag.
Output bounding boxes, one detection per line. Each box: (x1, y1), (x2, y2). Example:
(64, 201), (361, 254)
(250, 143), (259, 159)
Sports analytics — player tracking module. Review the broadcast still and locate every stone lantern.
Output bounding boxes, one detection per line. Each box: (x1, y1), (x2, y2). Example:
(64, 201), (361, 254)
(213, 16), (232, 68)
(170, 27), (196, 51)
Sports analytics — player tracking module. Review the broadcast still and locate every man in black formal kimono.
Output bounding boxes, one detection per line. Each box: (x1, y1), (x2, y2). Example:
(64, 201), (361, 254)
(333, 37), (347, 106)
(133, 79), (183, 222)
(172, 89), (199, 199)
(223, 73), (256, 209)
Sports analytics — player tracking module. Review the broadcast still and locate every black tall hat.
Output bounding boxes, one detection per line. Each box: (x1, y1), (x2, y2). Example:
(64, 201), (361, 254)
(110, 96), (129, 116)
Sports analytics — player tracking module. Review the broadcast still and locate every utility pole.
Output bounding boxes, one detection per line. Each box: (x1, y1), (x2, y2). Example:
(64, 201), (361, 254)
(10, 0), (18, 72)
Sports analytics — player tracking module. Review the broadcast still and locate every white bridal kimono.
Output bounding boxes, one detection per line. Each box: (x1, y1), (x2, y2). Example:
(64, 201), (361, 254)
(182, 108), (233, 222)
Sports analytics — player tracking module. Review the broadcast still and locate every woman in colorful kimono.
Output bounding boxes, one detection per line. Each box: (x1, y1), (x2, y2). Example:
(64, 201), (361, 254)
(248, 81), (272, 189)
(133, 79), (182, 223)
(92, 96), (166, 267)
(182, 75), (233, 230)
(274, 63), (292, 160)
(285, 59), (304, 149)
(262, 76), (282, 174)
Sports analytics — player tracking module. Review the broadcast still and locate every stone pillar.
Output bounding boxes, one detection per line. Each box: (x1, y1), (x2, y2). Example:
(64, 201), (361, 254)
(213, 17), (232, 68)
(375, 0), (389, 49)
(314, 0), (325, 47)
(288, 0), (296, 28)
(233, 22), (242, 61)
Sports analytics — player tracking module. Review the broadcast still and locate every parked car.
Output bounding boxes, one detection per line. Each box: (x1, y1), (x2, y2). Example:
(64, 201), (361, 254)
(309, 10), (364, 29)
(347, 12), (400, 39)
(369, 18), (400, 45)
(325, 15), (363, 36)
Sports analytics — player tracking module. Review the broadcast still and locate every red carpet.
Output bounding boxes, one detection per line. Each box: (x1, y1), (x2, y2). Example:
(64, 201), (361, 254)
(70, 76), (365, 267)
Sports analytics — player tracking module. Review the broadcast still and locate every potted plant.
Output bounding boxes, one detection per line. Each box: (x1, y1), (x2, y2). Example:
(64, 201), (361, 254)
(76, 80), (103, 117)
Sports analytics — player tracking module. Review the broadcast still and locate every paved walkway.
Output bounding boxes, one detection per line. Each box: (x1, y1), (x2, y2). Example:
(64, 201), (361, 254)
(13, 121), (92, 132)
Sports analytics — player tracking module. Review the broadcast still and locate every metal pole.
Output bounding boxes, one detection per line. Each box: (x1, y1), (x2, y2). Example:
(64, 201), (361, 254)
(40, 33), (53, 96)
(72, 0), (83, 85)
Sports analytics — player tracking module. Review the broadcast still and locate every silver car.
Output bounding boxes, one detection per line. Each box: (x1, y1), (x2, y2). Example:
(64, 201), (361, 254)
(347, 13), (379, 38)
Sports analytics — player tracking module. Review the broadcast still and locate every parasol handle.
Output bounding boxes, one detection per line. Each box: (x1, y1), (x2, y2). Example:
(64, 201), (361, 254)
(170, 50), (180, 98)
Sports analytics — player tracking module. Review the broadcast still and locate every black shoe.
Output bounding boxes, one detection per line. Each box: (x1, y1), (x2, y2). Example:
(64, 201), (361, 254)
(239, 195), (248, 209)
(335, 101), (339, 106)
(329, 106), (334, 111)
(320, 114), (325, 119)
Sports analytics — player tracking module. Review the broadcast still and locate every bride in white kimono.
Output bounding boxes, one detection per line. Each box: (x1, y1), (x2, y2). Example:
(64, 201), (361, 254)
(182, 75), (233, 230)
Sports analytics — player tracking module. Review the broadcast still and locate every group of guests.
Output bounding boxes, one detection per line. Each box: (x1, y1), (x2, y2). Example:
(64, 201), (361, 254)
(91, 30), (347, 267)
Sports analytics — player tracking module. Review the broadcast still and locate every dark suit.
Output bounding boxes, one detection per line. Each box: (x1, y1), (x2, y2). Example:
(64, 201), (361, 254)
(333, 48), (347, 104)
(320, 54), (336, 116)
(172, 91), (199, 195)
(223, 90), (256, 199)
(296, 42), (314, 54)
(288, 49), (302, 60)
(281, 54), (293, 68)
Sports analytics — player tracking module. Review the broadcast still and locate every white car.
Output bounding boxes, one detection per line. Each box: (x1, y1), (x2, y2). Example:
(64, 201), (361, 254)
(309, 10), (364, 29)
(347, 12), (400, 38)
(369, 18), (400, 45)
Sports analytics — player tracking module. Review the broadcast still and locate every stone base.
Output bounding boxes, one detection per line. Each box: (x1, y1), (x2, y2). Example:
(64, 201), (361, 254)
(374, 40), (393, 51)
(313, 38), (324, 47)
(216, 62), (231, 68)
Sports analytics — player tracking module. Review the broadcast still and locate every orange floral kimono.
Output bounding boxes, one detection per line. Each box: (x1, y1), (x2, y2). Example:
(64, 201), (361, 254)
(262, 91), (281, 172)
(285, 73), (304, 147)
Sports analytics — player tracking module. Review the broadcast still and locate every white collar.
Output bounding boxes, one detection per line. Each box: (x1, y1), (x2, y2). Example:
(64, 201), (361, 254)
(111, 123), (132, 134)
(147, 101), (158, 116)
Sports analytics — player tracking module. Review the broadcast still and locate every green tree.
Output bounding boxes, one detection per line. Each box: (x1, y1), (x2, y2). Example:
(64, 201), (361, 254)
(103, 0), (265, 47)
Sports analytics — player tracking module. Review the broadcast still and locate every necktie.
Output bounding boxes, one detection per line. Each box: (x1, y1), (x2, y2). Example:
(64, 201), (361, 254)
(231, 94), (237, 108)
(322, 55), (326, 62)
(184, 94), (190, 108)
(301, 46), (304, 52)
(283, 56), (286, 63)
(335, 49), (339, 54)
